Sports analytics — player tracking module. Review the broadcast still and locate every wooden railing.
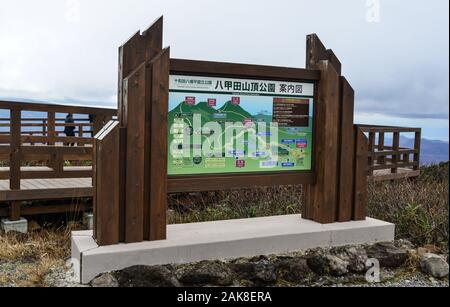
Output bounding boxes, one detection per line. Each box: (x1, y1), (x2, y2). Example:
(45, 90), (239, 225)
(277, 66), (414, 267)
(0, 100), (116, 202)
(358, 125), (421, 181)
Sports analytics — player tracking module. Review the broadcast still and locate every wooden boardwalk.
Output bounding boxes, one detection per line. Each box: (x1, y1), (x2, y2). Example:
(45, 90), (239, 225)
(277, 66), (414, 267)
(0, 177), (92, 202)
(371, 168), (420, 182)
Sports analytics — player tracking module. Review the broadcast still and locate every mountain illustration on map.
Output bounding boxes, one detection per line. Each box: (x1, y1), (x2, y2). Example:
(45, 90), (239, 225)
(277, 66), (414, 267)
(169, 100), (257, 124)
(168, 98), (314, 176)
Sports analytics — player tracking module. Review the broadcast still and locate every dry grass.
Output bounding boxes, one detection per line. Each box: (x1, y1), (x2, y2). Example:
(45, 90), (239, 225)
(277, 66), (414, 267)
(168, 185), (303, 224)
(368, 163), (449, 252)
(0, 163), (447, 287)
(0, 224), (75, 287)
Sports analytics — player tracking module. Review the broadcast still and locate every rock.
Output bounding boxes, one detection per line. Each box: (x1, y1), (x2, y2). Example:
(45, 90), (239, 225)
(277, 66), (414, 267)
(420, 254), (449, 279)
(366, 242), (408, 268)
(253, 259), (278, 284)
(91, 273), (119, 287)
(395, 239), (415, 251)
(275, 257), (314, 282)
(115, 265), (181, 287)
(179, 261), (234, 286)
(333, 246), (369, 273)
(231, 256), (277, 285)
(306, 252), (349, 276)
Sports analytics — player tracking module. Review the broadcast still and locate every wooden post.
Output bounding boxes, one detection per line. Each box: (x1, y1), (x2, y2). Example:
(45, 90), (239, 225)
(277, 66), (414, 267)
(392, 131), (400, 173)
(413, 130), (421, 171)
(337, 77), (355, 222)
(149, 48), (170, 240)
(378, 132), (385, 165)
(123, 64), (147, 243)
(78, 125), (84, 146)
(368, 131), (376, 176)
(119, 17), (164, 243)
(93, 17), (165, 245)
(9, 109), (22, 221)
(304, 33), (366, 223)
(353, 126), (368, 220)
(304, 60), (341, 223)
(47, 112), (55, 146)
(93, 116), (104, 136)
(93, 121), (121, 246)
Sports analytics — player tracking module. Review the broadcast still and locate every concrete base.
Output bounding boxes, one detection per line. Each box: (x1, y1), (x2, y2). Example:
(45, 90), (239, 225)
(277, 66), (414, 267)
(83, 212), (94, 230)
(1, 218), (28, 234)
(71, 214), (395, 284)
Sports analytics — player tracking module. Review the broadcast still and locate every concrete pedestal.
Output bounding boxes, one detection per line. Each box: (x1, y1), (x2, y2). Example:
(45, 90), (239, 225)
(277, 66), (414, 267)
(1, 218), (28, 234)
(71, 214), (395, 284)
(83, 212), (94, 230)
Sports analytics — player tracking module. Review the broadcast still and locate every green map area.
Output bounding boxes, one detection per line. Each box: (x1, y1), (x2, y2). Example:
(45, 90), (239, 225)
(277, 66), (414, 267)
(168, 97), (313, 176)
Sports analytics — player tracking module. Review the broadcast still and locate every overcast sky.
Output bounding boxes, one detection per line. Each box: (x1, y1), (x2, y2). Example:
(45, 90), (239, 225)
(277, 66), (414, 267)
(0, 0), (448, 140)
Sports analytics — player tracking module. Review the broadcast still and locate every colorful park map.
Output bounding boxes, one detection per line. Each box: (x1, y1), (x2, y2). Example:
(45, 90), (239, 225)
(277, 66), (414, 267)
(168, 75), (314, 176)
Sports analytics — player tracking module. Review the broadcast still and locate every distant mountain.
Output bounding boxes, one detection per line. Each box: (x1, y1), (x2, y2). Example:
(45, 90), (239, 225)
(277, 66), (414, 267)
(413, 138), (448, 165)
(383, 136), (449, 165)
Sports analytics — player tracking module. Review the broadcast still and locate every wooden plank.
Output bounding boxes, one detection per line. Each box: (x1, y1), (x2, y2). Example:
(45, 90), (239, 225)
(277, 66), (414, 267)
(118, 127), (127, 243)
(47, 112), (56, 146)
(326, 49), (342, 76)
(94, 122), (120, 246)
(370, 169), (420, 182)
(377, 132), (385, 165)
(304, 61), (341, 223)
(306, 34), (328, 70)
(171, 59), (320, 82)
(353, 127), (368, 220)
(123, 64), (147, 243)
(149, 48), (170, 241)
(169, 172), (315, 193)
(10, 201), (21, 221)
(368, 132), (376, 176)
(9, 109), (21, 192)
(413, 130), (421, 171)
(0, 186), (93, 202)
(391, 131), (400, 173)
(337, 77), (355, 222)
(21, 135), (93, 145)
(0, 100), (116, 116)
(19, 202), (91, 216)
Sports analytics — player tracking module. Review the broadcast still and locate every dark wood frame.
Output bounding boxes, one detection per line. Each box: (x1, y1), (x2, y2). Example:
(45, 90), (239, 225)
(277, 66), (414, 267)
(93, 17), (380, 246)
(167, 59), (319, 193)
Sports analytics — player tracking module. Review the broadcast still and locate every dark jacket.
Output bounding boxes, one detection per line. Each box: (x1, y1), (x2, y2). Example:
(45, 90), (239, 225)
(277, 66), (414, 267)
(64, 116), (76, 136)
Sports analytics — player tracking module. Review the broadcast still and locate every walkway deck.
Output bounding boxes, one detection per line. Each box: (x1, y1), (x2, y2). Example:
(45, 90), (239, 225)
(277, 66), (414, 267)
(0, 177), (92, 202)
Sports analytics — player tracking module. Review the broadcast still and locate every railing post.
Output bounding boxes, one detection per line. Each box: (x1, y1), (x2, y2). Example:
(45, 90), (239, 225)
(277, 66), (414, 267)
(78, 124), (84, 146)
(414, 130), (421, 171)
(368, 131), (376, 176)
(392, 131), (400, 174)
(378, 132), (385, 165)
(9, 109), (22, 221)
(354, 126), (368, 220)
(42, 119), (47, 136)
(47, 111), (55, 145)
